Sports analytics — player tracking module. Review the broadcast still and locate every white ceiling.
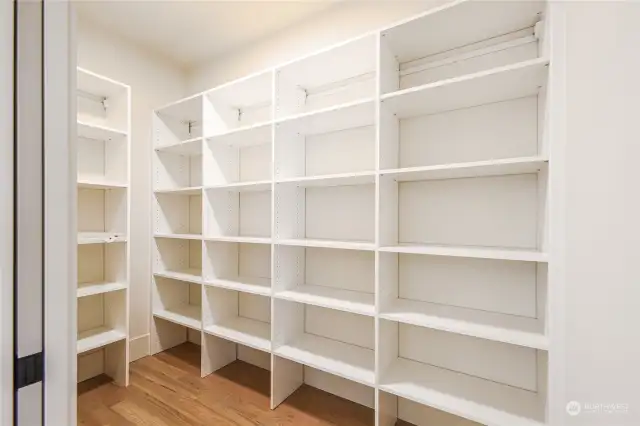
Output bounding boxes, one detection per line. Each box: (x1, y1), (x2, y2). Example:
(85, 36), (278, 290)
(75, 0), (338, 68)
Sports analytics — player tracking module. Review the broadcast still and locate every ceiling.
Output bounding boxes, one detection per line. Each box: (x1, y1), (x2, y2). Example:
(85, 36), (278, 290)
(75, 0), (338, 68)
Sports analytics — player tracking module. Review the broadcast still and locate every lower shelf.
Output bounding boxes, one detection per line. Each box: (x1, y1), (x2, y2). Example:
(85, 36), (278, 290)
(204, 276), (271, 296)
(379, 358), (544, 426)
(204, 317), (271, 352)
(77, 327), (126, 354)
(154, 269), (203, 284)
(274, 333), (375, 386)
(380, 298), (547, 350)
(77, 281), (127, 298)
(274, 285), (374, 316)
(154, 305), (201, 330)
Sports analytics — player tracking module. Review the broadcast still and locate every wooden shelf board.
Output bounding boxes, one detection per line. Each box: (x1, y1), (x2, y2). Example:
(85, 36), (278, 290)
(277, 238), (375, 251)
(381, 157), (548, 182)
(275, 285), (374, 317)
(154, 269), (203, 285)
(379, 357), (544, 426)
(379, 244), (547, 262)
(204, 235), (272, 245)
(77, 120), (127, 141)
(155, 137), (203, 156)
(77, 179), (128, 190)
(276, 98), (375, 136)
(276, 171), (375, 188)
(77, 281), (127, 298)
(381, 58), (549, 119)
(206, 121), (272, 148)
(380, 298), (547, 350)
(204, 317), (271, 352)
(77, 327), (126, 354)
(153, 305), (201, 330)
(154, 233), (203, 241)
(205, 180), (272, 192)
(204, 276), (271, 296)
(274, 333), (375, 387)
(154, 186), (203, 196)
(78, 232), (127, 245)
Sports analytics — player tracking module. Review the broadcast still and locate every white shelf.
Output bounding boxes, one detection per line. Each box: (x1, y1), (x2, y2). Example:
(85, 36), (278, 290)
(204, 317), (271, 352)
(276, 98), (375, 136)
(274, 333), (375, 386)
(154, 269), (203, 285)
(77, 179), (128, 190)
(77, 327), (127, 354)
(204, 276), (271, 296)
(277, 238), (375, 251)
(154, 186), (203, 196)
(379, 358), (544, 426)
(276, 171), (375, 188)
(207, 121), (272, 148)
(380, 157), (548, 182)
(154, 233), (203, 241)
(78, 232), (127, 245)
(204, 235), (272, 245)
(379, 244), (547, 262)
(205, 180), (272, 192)
(153, 304), (201, 330)
(275, 285), (374, 317)
(77, 281), (127, 298)
(380, 299), (547, 350)
(155, 137), (203, 155)
(77, 120), (127, 141)
(381, 58), (548, 118)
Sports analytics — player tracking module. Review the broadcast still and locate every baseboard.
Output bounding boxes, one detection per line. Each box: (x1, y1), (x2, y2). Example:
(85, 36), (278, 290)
(129, 334), (150, 362)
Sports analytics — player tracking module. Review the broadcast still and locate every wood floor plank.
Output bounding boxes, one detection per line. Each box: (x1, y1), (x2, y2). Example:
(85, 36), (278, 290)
(78, 343), (377, 426)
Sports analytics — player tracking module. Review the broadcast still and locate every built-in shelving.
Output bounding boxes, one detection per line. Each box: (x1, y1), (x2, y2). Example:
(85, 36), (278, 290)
(76, 68), (130, 387)
(151, 1), (554, 423)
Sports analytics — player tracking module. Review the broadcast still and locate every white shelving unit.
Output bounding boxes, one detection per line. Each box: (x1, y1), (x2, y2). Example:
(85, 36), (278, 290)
(151, 1), (553, 424)
(76, 68), (130, 386)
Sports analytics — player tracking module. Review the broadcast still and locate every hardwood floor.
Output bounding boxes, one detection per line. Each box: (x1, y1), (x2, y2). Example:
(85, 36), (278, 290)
(78, 342), (397, 426)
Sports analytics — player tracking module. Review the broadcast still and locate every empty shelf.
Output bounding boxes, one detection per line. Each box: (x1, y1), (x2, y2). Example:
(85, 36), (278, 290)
(154, 269), (203, 284)
(274, 333), (375, 386)
(77, 120), (127, 141)
(379, 358), (544, 426)
(204, 276), (271, 296)
(78, 232), (127, 245)
(379, 244), (547, 262)
(77, 179), (128, 190)
(154, 137), (203, 155)
(154, 186), (203, 196)
(77, 327), (126, 354)
(381, 58), (548, 119)
(205, 180), (272, 192)
(277, 238), (375, 251)
(276, 171), (376, 188)
(153, 305), (201, 330)
(380, 299), (547, 350)
(204, 236), (272, 245)
(276, 98), (375, 136)
(204, 317), (271, 352)
(77, 281), (127, 298)
(207, 121), (272, 148)
(154, 233), (202, 241)
(380, 157), (548, 182)
(275, 285), (374, 317)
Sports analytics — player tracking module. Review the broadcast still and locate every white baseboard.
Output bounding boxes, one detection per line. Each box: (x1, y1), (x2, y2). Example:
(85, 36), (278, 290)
(129, 334), (150, 362)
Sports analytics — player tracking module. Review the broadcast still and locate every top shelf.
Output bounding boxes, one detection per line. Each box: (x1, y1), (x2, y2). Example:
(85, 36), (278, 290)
(77, 68), (128, 100)
(381, 58), (548, 119)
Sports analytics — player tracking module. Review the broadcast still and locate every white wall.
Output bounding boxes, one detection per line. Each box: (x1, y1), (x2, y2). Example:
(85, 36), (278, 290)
(549, 1), (640, 425)
(187, 0), (447, 93)
(76, 17), (187, 361)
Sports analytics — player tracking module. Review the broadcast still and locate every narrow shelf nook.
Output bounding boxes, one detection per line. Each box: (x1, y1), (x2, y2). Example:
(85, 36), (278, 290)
(203, 185), (271, 240)
(153, 236), (202, 283)
(154, 189), (202, 239)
